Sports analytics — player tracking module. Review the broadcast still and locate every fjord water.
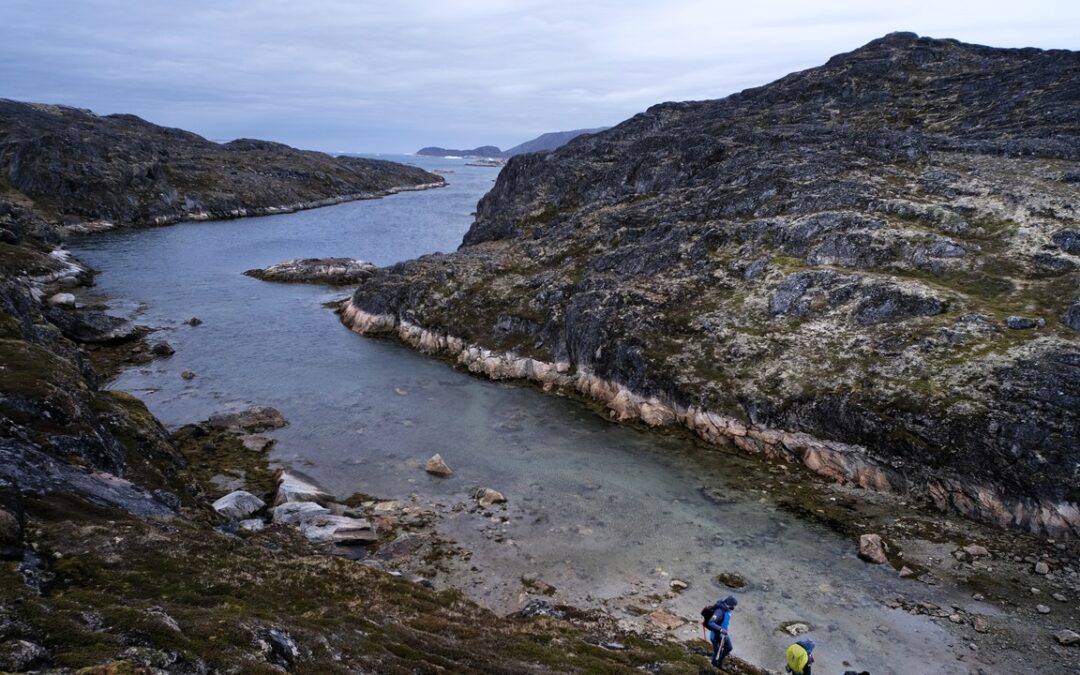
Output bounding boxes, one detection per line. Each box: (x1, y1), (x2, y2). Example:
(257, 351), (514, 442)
(71, 155), (986, 674)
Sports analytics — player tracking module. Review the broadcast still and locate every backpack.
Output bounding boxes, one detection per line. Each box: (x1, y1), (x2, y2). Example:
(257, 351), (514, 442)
(700, 603), (723, 626)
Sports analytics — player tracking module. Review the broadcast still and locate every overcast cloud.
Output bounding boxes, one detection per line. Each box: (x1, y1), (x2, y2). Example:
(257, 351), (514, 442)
(2, 1), (1077, 153)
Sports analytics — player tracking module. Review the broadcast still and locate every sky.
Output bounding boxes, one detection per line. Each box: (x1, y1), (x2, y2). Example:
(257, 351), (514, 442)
(2, 1), (1078, 154)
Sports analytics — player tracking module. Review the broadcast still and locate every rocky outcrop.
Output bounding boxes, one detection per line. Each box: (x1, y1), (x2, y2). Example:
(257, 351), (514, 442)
(244, 258), (378, 285)
(345, 34), (1080, 536)
(0, 99), (445, 231)
(417, 128), (609, 159)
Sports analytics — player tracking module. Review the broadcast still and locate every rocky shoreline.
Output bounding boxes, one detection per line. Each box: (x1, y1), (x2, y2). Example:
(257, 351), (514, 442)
(340, 301), (1079, 538)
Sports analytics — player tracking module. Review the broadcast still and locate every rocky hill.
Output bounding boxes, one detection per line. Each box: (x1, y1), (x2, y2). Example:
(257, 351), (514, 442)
(0, 99), (444, 231)
(416, 128), (608, 159)
(345, 33), (1080, 536)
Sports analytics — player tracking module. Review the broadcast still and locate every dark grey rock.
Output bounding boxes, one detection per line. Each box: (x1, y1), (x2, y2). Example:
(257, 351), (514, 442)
(150, 340), (175, 356)
(206, 406), (286, 433)
(1064, 302), (1080, 331)
(517, 598), (564, 619)
(42, 305), (138, 344)
(253, 626), (300, 669)
(1053, 230), (1080, 254)
(1006, 316), (1039, 330)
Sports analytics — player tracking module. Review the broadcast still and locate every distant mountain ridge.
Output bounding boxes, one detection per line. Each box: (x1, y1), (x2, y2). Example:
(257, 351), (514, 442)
(416, 127), (608, 159)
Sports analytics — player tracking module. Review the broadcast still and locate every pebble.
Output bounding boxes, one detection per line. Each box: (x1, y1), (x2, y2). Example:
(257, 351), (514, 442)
(971, 593), (985, 601)
(669, 579), (688, 591)
(1035, 561), (1050, 575)
(1036, 604), (1050, 614)
(1053, 592), (1067, 602)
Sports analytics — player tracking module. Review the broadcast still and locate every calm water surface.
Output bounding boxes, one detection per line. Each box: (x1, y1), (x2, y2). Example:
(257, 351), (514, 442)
(70, 155), (989, 675)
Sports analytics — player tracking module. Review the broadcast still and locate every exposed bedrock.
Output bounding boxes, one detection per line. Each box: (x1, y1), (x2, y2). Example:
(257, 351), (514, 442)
(244, 258), (378, 285)
(343, 33), (1080, 536)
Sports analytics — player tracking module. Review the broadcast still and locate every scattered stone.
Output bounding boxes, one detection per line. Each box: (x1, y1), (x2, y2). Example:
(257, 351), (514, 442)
(1036, 604), (1051, 614)
(212, 490), (265, 521)
(962, 544), (990, 557)
(1035, 561), (1050, 575)
(239, 519), (266, 532)
(47, 292), (75, 306)
(602, 641), (626, 650)
(299, 514), (378, 544)
(473, 487), (506, 507)
(1054, 629), (1079, 646)
(949, 614), (964, 623)
(275, 471), (333, 505)
(1006, 315), (1039, 330)
(669, 579), (689, 591)
(186, 317), (203, 326)
(858, 533), (889, 564)
(972, 616), (989, 633)
(898, 566), (915, 578)
(208, 406), (287, 433)
(146, 607), (182, 633)
(425, 453), (453, 477)
(150, 341), (175, 356)
(57, 275), (81, 288)
(271, 501), (330, 525)
(646, 610), (686, 630)
(783, 622), (811, 636)
(972, 593), (985, 601)
(181, 370), (196, 380)
(1053, 592), (1067, 602)
(241, 435), (275, 452)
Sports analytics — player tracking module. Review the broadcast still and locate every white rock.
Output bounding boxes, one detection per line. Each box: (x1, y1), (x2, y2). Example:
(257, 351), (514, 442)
(669, 579), (689, 591)
(962, 544), (990, 557)
(1036, 604), (1050, 614)
(1034, 561), (1050, 575)
(211, 490), (265, 521)
(275, 471), (333, 505)
(240, 435), (274, 452)
(238, 519), (265, 532)
(272, 501), (330, 525)
(425, 453), (453, 477)
(299, 515), (378, 544)
(784, 622), (811, 636)
(47, 293), (75, 307)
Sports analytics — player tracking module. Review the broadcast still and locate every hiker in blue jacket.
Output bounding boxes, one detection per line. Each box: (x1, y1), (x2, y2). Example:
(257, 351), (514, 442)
(705, 595), (737, 669)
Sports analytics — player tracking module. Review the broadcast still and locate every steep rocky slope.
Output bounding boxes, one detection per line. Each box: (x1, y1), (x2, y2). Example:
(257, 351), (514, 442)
(0, 99), (443, 231)
(344, 33), (1080, 536)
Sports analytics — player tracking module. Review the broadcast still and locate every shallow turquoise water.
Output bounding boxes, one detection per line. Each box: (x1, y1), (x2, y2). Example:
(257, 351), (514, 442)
(70, 155), (990, 675)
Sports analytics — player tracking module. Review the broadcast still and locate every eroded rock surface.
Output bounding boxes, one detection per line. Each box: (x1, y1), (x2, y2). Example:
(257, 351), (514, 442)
(343, 33), (1080, 535)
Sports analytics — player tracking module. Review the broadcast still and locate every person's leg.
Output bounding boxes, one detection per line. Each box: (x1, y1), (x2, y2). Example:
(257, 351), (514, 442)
(716, 636), (733, 667)
(710, 636), (721, 666)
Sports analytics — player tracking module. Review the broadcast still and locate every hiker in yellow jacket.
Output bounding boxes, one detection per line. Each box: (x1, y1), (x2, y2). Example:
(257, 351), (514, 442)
(785, 639), (815, 675)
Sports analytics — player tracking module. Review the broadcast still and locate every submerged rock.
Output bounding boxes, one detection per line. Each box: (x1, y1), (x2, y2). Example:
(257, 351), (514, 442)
(150, 340), (175, 356)
(244, 258), (378, 285)
(207, 406), (287, 433)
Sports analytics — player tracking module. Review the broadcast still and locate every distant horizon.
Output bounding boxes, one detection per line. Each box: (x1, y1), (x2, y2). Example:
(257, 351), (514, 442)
(4, 1), (1079, 153)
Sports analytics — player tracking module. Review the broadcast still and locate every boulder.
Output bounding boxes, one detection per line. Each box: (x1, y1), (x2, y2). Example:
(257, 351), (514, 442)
(0, 640), (48, 672)
(425, 453), (453, 477)
(275, 471), (333, 505)
(150, 341), (175, 356)
(473, 487), (506, 507)
(858, 533), (889, 564)
(1054, 629), (1079, 646)
(212, 490), (265, 521)
(271, 501), (330, 525)
(44, 306), (138, 343)
(1006, 315), (1040, 330)
(181, 370), (196, 380)
(518, 598), (564, 618)
(783, 622), (811, 636)
(299, 515), (378, 544)
(207, 406), (287, 433)
(47, 292), (75, 306)
(646, 610), (686, 630)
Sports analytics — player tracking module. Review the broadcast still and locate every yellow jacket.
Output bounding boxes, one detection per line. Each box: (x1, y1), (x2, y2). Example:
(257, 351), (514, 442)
(785, 643), (811, 673)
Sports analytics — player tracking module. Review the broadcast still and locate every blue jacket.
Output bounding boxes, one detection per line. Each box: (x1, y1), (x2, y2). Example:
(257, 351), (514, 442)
(706, 606), (732, 635)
